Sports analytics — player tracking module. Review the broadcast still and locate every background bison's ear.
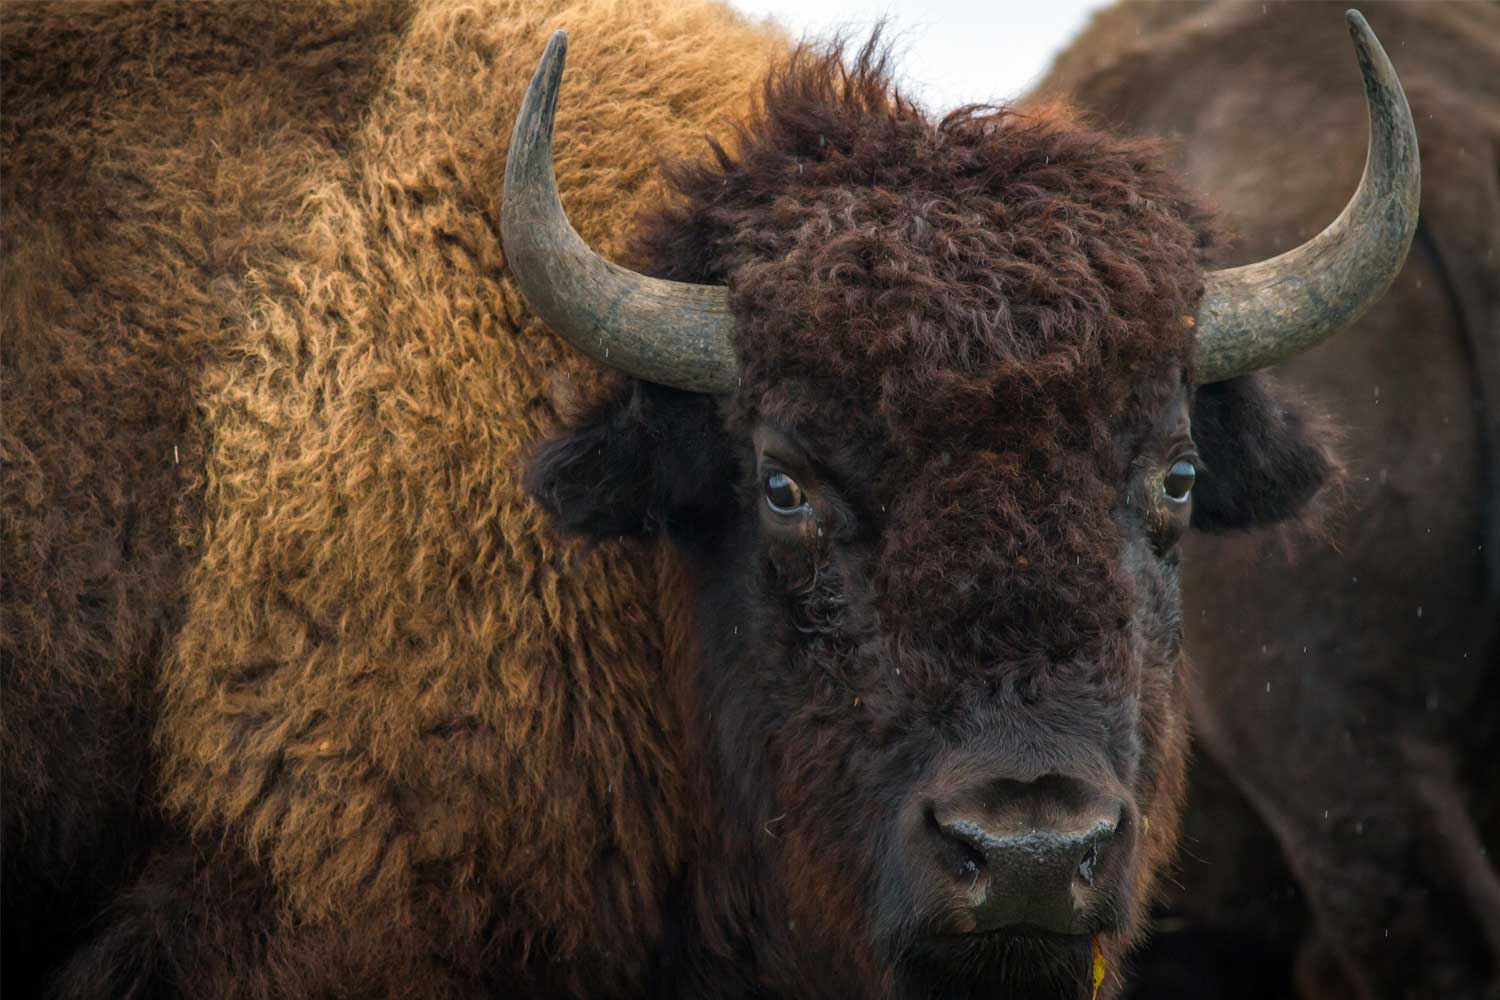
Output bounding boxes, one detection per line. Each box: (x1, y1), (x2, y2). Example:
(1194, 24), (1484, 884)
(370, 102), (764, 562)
(525, 379), (736, 542)
(1190, 373), (1343, 532)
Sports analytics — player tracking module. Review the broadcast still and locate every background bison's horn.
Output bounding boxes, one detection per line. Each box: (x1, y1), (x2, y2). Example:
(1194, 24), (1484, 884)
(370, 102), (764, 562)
(1192, 10), (1420, 384)
(502, 31), (739, 394)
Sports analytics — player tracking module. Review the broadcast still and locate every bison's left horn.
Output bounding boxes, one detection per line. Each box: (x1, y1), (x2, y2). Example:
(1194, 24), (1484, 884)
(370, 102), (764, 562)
(502, 31), (739, 394)
(1193, 10), (1420, 384)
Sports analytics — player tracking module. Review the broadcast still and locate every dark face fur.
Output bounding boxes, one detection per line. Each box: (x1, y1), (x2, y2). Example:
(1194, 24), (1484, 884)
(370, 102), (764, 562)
(528, 43), (1336, 1000)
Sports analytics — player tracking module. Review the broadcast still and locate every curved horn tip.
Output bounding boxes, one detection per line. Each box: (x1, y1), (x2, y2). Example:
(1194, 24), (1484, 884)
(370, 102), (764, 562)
(535, 30), (568, 103)
(1344, 11), (1389, 83)
(543, 29), (568, 63)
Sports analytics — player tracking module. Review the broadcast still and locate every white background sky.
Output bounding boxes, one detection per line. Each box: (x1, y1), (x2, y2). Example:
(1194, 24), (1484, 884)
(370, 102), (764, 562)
(726, 0), (1112, 112)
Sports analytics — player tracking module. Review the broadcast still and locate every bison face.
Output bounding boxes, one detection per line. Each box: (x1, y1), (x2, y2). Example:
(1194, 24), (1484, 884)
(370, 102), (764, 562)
(513, 15), (1412, 998)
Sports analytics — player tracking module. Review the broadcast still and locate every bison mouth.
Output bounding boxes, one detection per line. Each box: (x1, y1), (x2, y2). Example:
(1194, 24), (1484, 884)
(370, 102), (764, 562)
(896, 929), (1099, 1000)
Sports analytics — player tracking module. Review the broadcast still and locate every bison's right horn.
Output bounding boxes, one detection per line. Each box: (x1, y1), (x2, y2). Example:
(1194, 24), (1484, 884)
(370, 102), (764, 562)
(502, 31), (739, 394)
(1192, 9), (1420, 384)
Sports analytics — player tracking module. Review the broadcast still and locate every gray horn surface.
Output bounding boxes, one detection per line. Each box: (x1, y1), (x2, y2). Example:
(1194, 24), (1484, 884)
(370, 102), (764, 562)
(501, 31), (739, 394)
(1193, 9), (1421, 384)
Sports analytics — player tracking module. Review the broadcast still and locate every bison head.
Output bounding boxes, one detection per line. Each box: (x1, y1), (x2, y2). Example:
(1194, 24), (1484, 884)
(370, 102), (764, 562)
(510, 14), (1416, 999)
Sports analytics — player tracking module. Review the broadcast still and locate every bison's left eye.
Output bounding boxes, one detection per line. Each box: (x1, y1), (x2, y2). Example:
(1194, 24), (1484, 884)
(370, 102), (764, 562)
(764, 471), (806, 514)
(1163, 459), (1197, 503)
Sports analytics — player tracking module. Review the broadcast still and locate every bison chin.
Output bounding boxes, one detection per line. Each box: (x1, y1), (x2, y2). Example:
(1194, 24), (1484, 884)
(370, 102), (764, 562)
(895, 931), (1099, 1000)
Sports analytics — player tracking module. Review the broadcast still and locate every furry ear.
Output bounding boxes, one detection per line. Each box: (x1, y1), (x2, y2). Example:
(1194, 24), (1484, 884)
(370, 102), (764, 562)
(1190, 373), (1342, 532)
(525, 380), (737, 542)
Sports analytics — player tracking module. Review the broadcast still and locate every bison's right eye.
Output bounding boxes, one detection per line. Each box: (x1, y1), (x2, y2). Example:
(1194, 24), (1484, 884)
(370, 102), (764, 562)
(764, 472), (805, 514)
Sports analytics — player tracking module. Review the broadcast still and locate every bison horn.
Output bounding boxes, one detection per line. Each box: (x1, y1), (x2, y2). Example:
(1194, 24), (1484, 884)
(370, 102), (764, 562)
(1193, 10), (1420, 384)
(502, 31), (739, 394)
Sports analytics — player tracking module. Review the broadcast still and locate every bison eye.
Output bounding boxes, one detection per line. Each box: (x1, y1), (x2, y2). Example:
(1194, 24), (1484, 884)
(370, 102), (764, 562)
(764, 471), (805, 514)
(1163, 459), (1197, 504)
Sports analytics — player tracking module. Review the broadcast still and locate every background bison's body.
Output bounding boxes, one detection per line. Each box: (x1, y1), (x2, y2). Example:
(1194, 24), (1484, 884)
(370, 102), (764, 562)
(1036, 3), (1500, 997)
(2, 1), (785, 995)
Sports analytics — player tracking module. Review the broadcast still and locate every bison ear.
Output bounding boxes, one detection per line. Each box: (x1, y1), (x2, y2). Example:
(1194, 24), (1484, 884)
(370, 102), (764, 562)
(525, 379), (737, 541)
(1190, 373), (1342, 532)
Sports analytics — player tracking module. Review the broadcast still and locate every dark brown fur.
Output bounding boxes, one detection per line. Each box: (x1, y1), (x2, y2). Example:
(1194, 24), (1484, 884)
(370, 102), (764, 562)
(1035, 4), (1500, 998)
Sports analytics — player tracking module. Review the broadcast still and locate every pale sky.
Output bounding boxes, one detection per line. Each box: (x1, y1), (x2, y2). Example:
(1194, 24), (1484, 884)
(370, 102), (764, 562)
(726, 0), (1112, 112)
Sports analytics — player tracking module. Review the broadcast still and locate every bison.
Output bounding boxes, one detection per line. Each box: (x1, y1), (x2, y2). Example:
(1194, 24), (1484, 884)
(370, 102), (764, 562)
(0, 1), (1419, 997)
(1034, 4), (1499, 998)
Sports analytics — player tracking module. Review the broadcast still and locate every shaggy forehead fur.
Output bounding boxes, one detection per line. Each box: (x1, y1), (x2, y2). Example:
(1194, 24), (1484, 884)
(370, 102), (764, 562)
(638, 43), (1214, 662)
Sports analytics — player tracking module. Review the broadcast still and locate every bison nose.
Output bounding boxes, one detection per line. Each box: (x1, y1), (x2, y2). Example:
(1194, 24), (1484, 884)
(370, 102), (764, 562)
(936, 815), (1118, 931)
(922, 777), (1129, 936)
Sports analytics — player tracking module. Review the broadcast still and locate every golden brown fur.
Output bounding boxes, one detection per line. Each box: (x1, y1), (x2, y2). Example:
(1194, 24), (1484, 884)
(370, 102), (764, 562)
(3, 1), (785, 994)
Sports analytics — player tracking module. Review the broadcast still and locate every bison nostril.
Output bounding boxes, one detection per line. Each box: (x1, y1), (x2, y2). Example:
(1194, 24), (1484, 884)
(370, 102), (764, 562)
(958, 844), (985, 882)
(1078, 843), (1100, 886)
